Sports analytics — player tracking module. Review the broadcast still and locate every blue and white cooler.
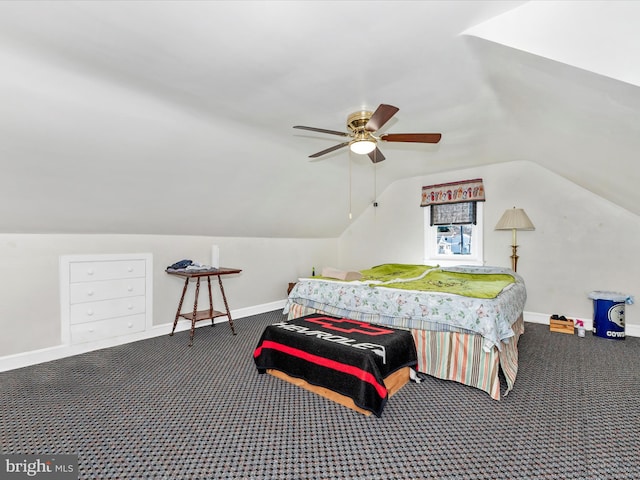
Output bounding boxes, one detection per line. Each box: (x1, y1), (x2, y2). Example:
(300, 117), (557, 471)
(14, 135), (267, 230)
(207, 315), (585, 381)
(588, 291), (634, 340)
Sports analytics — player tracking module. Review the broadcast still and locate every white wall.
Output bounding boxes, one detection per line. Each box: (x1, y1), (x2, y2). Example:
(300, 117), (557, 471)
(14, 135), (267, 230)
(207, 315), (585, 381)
(3, 159), (638, 368)
(339, 160), (638, 330)
(0, 234), (337, 359)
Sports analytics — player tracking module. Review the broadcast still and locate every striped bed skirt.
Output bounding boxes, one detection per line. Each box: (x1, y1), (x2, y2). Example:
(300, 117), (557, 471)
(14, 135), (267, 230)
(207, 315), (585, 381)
(287, 303), (524, 400)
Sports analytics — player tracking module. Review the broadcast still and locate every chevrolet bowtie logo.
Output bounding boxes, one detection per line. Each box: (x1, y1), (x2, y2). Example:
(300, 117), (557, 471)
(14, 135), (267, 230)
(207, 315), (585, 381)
(306, 316), (394, 336)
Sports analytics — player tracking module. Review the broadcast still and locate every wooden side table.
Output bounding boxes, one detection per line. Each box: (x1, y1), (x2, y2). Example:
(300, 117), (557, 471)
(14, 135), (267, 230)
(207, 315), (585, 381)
(167, 267), (242, 346)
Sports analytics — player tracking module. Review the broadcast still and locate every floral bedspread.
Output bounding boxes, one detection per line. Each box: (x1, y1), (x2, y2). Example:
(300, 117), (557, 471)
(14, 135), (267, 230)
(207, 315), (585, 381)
(283, 265), (527, 352)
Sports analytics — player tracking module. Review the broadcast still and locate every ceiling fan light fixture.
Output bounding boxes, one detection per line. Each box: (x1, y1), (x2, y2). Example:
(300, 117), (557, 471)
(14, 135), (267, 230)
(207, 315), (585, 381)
(349, 138), (376, 155)
(295, 103), (442, 160)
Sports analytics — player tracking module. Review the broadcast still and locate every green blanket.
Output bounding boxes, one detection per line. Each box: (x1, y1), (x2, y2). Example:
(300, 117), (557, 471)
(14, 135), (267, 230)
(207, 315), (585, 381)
(359, 263), (435, 282)
(314, 263), (515, 299)
(382, 269), (515, 299)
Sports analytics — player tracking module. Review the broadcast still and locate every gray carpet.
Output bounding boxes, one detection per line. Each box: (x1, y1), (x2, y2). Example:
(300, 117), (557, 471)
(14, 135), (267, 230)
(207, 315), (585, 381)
(2, 310), (639, 479)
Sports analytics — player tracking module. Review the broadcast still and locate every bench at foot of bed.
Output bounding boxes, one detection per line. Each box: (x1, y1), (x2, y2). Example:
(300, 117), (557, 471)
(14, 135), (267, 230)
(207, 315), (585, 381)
(253, 313), (418, 417)
(267, 366), (410, 416)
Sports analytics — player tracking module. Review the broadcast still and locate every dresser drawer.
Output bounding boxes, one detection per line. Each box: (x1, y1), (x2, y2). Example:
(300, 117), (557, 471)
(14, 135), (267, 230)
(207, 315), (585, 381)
(69, 277), (146, 304)
(70, 259), (146, 283)
(70, 314), (146, 344)
(70, 295), (146, 325)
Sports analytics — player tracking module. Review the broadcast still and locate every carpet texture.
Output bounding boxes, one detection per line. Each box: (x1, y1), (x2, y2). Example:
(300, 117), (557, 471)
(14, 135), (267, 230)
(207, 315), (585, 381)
(2, 310), (639, 479)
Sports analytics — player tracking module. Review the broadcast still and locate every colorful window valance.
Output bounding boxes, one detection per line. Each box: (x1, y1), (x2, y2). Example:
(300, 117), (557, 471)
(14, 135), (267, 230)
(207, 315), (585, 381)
(420, 178), (485, 207)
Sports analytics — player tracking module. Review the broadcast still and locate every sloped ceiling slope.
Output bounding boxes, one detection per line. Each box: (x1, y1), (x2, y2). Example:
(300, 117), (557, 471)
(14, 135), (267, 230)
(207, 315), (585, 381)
(0, 1), (636, 239)
(463, 1), (640, 216)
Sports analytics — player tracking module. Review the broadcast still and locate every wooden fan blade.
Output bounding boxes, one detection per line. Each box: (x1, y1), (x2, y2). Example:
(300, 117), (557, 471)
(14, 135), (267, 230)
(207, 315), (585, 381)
(380, 133), (442, 143)
(294, 125), (350, 137)
(365, 104), (399, 132)
(309, 141), (350, 158)
(368, 147), (386, 163)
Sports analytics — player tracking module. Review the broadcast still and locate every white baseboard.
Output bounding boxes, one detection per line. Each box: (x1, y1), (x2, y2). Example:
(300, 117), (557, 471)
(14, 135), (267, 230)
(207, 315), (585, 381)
(524, 310), (640, 337)
(0, 300), (286, 373)
(3, 303), (636, 373)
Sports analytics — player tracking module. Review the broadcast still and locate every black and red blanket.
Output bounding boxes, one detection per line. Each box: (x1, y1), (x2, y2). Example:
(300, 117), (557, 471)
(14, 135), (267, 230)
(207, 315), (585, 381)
(253, 314), (417, 417)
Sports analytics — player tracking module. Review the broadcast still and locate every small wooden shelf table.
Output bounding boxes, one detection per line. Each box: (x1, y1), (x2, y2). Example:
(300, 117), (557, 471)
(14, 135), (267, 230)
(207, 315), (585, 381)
(167, 267), (242, 346)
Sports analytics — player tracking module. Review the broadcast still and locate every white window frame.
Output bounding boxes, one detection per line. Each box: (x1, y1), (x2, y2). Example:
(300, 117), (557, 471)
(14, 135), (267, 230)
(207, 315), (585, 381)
(423, 202), (484, 266)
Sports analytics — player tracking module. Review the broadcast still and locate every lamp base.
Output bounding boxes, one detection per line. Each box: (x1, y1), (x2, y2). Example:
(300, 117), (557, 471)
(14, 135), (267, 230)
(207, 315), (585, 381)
(510, 244), (519, 272)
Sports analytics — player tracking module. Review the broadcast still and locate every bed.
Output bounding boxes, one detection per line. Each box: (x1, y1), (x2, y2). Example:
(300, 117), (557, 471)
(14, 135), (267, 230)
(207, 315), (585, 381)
(283, 264), (526, 400)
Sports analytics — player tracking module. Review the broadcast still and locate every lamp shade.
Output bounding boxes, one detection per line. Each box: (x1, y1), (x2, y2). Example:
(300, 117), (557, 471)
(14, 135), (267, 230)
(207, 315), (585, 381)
(495, 207), (535, 231)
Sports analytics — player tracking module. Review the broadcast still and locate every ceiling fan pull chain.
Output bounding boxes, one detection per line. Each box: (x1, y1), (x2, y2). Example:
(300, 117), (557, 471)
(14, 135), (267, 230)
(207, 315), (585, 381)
(372, 163), (379, 212)
(348, 155), (353, 220)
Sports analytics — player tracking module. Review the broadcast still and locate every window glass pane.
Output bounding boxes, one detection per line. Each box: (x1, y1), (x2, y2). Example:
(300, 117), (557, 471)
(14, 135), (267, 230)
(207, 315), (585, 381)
(436, 225), (473, 255)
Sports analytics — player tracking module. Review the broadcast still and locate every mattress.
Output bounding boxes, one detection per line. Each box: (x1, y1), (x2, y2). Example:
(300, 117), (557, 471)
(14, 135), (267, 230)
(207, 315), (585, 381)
(284, 265), (527, 352)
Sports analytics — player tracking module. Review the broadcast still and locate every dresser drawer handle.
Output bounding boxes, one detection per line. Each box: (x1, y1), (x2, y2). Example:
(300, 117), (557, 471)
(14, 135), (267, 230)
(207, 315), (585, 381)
(127, 266), (134, 272)
(127, 304), (133, 310)
(127, 285), (134, 292)
(127, 322), (133, 328)
(86, 309), (94, 316)
(87, 290), (94, 296)
(87, 268), (94, 276)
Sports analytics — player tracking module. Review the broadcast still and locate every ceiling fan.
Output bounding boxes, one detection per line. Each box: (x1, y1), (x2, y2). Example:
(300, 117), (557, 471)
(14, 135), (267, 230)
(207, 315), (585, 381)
(294, 104), (441, 163)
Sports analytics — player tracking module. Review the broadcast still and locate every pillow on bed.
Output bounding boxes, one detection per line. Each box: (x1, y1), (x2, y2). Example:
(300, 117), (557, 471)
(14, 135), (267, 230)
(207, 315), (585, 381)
(321, 267), (362, 281)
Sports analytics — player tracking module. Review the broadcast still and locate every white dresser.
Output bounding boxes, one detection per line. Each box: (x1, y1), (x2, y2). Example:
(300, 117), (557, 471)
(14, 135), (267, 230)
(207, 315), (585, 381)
(60, 254), (153, 345)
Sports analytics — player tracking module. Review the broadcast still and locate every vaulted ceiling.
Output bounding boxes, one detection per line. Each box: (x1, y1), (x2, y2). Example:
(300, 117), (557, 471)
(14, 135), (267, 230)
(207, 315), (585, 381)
(0, 1), (638, 238)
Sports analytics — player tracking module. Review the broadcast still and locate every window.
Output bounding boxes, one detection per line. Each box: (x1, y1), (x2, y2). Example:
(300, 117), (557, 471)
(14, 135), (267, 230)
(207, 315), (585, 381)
(420, 178), (485, 266)
(424, 202), (484, 265)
